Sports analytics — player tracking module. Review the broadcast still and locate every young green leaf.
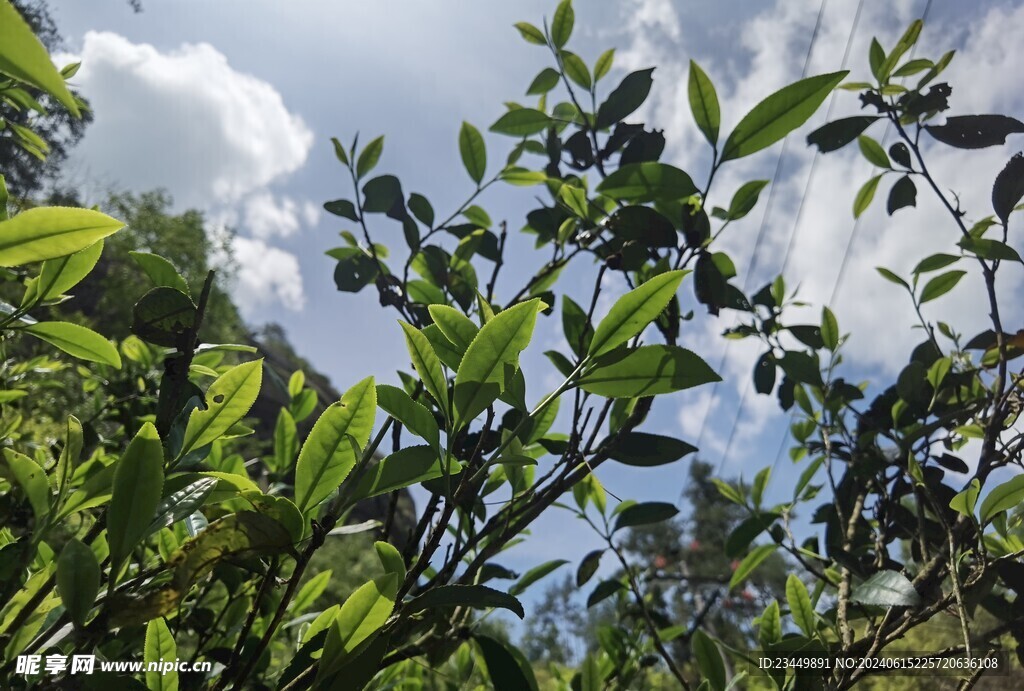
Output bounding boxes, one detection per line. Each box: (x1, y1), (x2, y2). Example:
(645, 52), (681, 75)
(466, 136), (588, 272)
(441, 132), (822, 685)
(459, 122), (487, 185)
(0, 0), (79, 115)
(108, 422), (165, 584)
(513, 22), (547, 46)
(949, 478), (980, 518)
(490, 108), (551, 137)
(579, 345), (720, 398)
(144, 618), (179, 691)
(688, 60), (721, 146)
(376, 384), (440, 450)
(453, 299), (543, 429)
(726, 180), (769, 220)
(355, 135), (385, 179)
(318, 573), (398, 681)
(272, 408), (298, 473)
(786, 574), (816, 637)
(428, 304), (480, 353)
(292, 570), (333, 615)
(589, 270), (685, 357)
(399, 321), (450, 420)
(0, 207), (123, 267)
(34, 239), (104, 301)
(728, 544), (776, 591)
(691, 630), (726, 691)
(509, 559), (569, 596)
(550, 0), (574, 48)
(21, 321), (121, 368)
(331, 136), (350, 166)
(721, 71), (848, 161)
(594, 48), (615, 81)
(2, 448), (49, 520)
(858, 135), (891, 168)
(179, 360), (263, 458)
(56, 538), (100, 629)
(129, 251), (191, 295)
(979, 474), (1024, 525)
(351, 446), (448, 499)
(294, 376), (376, 514)
(853, 175), (882, 218)
(759, 600), (782, 648)
(821, 306), (839, 351)
(919, 270), (967, 304)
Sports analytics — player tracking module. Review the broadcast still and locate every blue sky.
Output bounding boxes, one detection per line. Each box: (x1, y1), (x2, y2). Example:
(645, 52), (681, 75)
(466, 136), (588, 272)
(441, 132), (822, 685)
(45, 0), (1024, 600)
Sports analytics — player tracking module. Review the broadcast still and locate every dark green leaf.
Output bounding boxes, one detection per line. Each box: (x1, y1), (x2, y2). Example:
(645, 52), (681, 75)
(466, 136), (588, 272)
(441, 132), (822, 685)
(876, 267), (909, 289)
(691, 630), (726, 691)
(887, 175), (917, 215)
(108, 423), (165, 581)
(362, 175), (403, 214)
(596, 68), (655, 129)
(603, 205), (677, 247)
(408, 193), (435, 227)
(587, 579), (625, 608)
(613, 501), (678, 531)
(596, 162), (697, 203)
(925, 115), (1024, 149)
(728, 544), (776, 591)
(527, 67), (560, 95)
(806, 116), (879, 153)
(721, 71), (848, 161)
(562, 295), (591, 356)
(993, 152), (1024, 226)
(725, 513), (779, 558)
(510, 559), (570, 596)
(576, 550), (602, 587)
(408, 585), (524, 618)
(850, 570), (922, 607)
(608, 432), (695, 467)
(56, 538), (100, 628)
(324, 199), (359, 221)
(958, 237), (1023, 263)
(131, 286), (197, 348)
(356, 136), (384, 179)
(476, 635), (537, 691)
(579, 345), (720, 398)
(913, 253), (959, 274)
(727, 180), (769, 220)
(753, 351), (776, 394)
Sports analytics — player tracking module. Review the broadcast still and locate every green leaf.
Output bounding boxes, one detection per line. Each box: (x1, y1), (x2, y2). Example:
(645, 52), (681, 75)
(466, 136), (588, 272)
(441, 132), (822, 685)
(594, 49), (615, 81)
(514, 22), (547, 46)
(56, 538), (100, 629)
(725, 513), (779, 558)
(180, 360), (263, 457)
(949, 478), (980, 518)
(319, 573), (398, 681)
(2, 448), (49, 520)
(806, 116), (879, 152)
(143, 477), (218, 540)
(272, 408), (298, 473)
(0, 207), (123, 267)
(578, 345), (720, 398)
(35, 239), (104, 300)
(108, 423), (165, 582)
(408, 193), (435, 227)
(0, 0), (79, 114)
(721, 71), (848, 161)
(352, 446), (448, 499)
(374, 541), (405, 580)
(589, 270), (685, 357)
(550, 0), (574, 48)
(887, 175), (917, 215)
(979, 474), (1024, 525)
(562, 51), (591, 89)
(850, 570), (922, 607)
(688, 61), (721, 145)
(294, 377), (376, 514)
(596, 68), (655, 129)
(691, 630), (726, 691)
(428, 304), (479, 353)
(400, 321), (450, 421)
(453, 299), (542, 429)
(854, 175), (882, 218)
(527, 67), (560, 95)
(408, 584), (524, 619)
(562, 295), (592, 356)
(293, 570), (333, 615)
(131, 286), (197, 347)
(596, 162), (697, 203)
(476, 635), (538, 691)
(490, 108), (551, 137)
(876, 266), (909, 289)
(375, 384), (439, 449)
(608, 432), (696, 467)
(129, 251), (191, 295)
(729, 544), (776, 591)
(580, 654), (601, 691)
(726, 180), (769, 220)
(613, 501), (678, 532)
(356, 136), (385, 179)
(919, 270), (967, 304)
(958, 237), (1023, 263)
(459, 122), (487, 185)
(21, 322), (121, 368)
(144, 618), (179, 691)
(858, 135), (890, 168)
(913, 254), (959, 275)
(821, 306), (839, 351)
(786, 574), (815, 637)
(510, 559), (569, 596)
(587, 579), (625, 608)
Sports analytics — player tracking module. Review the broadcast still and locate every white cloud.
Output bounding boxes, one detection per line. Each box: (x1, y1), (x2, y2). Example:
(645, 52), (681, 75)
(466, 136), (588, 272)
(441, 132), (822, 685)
(58, 31), (317, 313)
(618, 0), (1024, 467)
(231, 236), (306, 316)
